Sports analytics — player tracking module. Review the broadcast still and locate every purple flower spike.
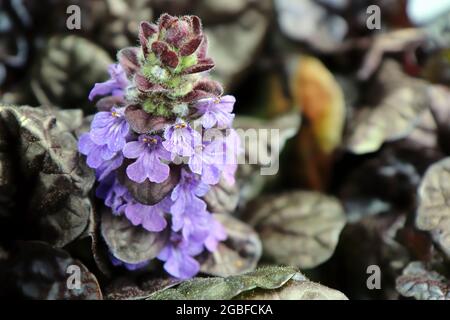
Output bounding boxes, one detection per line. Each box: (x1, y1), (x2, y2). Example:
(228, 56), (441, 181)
(189, 139), (225, 185)
(96, 177), (130, 215)
(170, 169), (209, 216)
(157, 233), (203, 279)
(123, 135), (172, 184)
(204, 216), (227, 252)
(90, 107), (129, 152)
(95, 153), (124, 181)
(162, 119), (201, 158)
(195, 95), (236, 129)
(171, 202), (210, 242)
(124, 199), (169, 232)
(78, 133), (116, 168)
(89, 64), (128, 101)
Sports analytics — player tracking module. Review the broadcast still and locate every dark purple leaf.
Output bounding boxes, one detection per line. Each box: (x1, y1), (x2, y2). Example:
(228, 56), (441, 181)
(179, 35), (203, 56)
(101, 211), (169, 264)
(182, 58), (214, 74)
(118, 162), (181, 205)
(0, 241), (102, 299)
(125, 105), (171, 134)
(117, 47), (140, 77)
(193, 79), (224, 96)
(96, 95), (125, 112)
(139, 21), (158, 56)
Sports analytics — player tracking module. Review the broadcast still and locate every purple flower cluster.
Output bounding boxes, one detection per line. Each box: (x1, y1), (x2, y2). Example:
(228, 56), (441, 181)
(79, 18), (239, 278)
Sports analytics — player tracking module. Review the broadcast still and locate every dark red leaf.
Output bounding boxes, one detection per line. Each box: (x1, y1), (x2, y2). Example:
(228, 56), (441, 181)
(193, 79), (224, 96)
(182, 89), (216, 103)
(134, 73), (157, 92)
(179, 35), (203, 57)
(118, 162), (181, 205)
(96, 96), (125, 112)
(158, 13), (177, 30)
(139, 22), (158, 56)
(151, 41), (179, 68)
(190, 16), (202, 35)
(125, 105), (171, 134)
(117, 47), (139, 77)
(196, 36), (208, 59)
(182, 58), (214, 74)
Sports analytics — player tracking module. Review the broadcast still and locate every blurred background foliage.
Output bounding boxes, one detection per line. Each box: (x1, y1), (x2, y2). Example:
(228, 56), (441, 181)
(1, 0), (450, 300)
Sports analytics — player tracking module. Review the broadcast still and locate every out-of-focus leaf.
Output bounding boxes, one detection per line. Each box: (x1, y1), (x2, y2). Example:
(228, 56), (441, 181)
(339, 145), (424, 222)
(425, 11), (450, 49)
(237, 275), (348, 300)
(428, 85), (450, 153)
(291, 55), (345, 154)
(206, 4), (270, 89)
(275, 0), (348, 53)
(200, 214), (262, 277)
(0, 0), (32, 90)
(422, 49), (450, 86)
(416, 157), (450, 257)
(233, 112), (301, 206)
(0, 105), (94, 247)
(280, 55), (346, 190)
(357, 29), (426, 80)
(204, 178), (239, 214)
(244, 191), (346, 269)
(330, 214), (411, 300)
(346, 60), (429, 155)
(101, 211), (169, 265)
(31, 35), (112, 113)
(396, 262), (450, 300)
(24, 0), (153, 53)
(149, 266), (347, 300)
(0, 241), (102, 299)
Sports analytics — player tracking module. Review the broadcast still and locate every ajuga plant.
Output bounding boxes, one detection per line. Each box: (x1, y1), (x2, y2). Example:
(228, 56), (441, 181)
(78, 14), (240, 279)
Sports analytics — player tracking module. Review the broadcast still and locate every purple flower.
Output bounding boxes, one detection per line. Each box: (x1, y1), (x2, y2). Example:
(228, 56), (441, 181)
(195, 95), (235, 129)
(96, 177), (130, 215)
(219, 128), (241, 185)
(124, 198), (170, 232)
(110, 254), (150, 271)
(204, 216), (227, 252)
(172, 202), (210, 242)
(222, 164), (238, 186)
(189, 139), (225, 185)
(89, 64), (128, 101)
(157, 233), (203, 279)
(162, 119), (201, 158)
(170, 169), (209, 217)
(90, 107), (129, 152)
(78, 133), (116, 169)
(123, 135), (171, 183)
(95, 152), (124, 181)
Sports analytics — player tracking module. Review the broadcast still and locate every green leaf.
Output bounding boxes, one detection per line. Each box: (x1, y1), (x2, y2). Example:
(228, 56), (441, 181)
(148, 265), (347, 300)
(148, 266), (298, 300)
